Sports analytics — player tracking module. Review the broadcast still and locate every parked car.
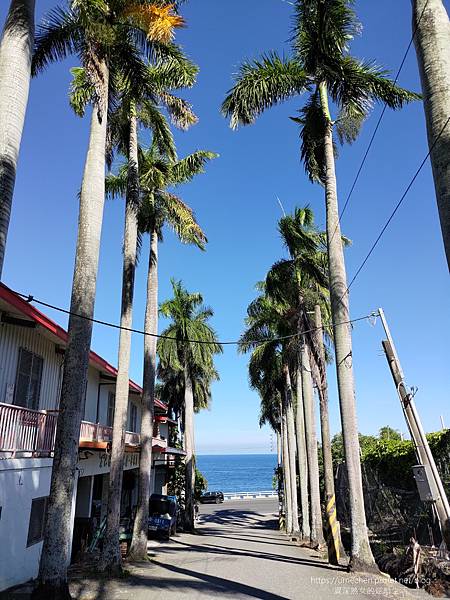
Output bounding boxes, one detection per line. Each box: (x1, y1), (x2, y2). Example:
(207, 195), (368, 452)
(200, 491), (224, 504)
(148, 494), (178, 540)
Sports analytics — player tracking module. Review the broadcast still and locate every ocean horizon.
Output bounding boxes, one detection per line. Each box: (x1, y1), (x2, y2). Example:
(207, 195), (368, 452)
(196, 453), (278, 493)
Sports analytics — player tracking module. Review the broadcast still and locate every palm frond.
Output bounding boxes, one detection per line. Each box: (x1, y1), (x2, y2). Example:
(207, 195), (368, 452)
(69, 66), (94, 117)
(290, 92), (329, 184)
(158, 92), (198, 130)
(32, 6), (80, 76)
(139, 102), (177, 160)
(326, 57), (421, 142)
(170, 151), (218, 185)
(149, 53), (198, 90)
(222, 53), (310, 129)
(293, 0), (361, 75)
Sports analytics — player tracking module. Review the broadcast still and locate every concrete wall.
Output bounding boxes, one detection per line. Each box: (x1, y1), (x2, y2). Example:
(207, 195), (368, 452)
(0, 458), (53, 591)
(0, 323), (62, 410)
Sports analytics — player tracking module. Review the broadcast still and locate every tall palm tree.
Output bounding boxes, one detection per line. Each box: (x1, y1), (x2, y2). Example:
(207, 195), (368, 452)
(266, 206), (328, 544)
(31, 3), (182, 596)
(0, 0), (35, 276)
(240, 291), (300, 536)
(412, 0), (450, 270)
(99, 55), (198, 571)
(222, 0), (419, 569)
(158, 280), (222, 530)
(106, 142), (215, 557)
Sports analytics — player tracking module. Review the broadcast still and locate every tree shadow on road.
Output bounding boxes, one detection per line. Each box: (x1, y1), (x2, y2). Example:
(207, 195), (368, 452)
(132, 560), (291, 600)
(157, 536), (343, 573)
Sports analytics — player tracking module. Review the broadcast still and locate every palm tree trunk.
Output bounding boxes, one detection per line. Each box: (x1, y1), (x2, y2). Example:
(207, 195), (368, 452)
(412, 0), (450, 270)
(35, 63), (109, 599)
(295, 362), (310, 540)
(184, 369), (195, 531)
(283, 364), (300, 535)
(301, 340), (324, 547)
(0, 0), (35, 277)
(280, 401), (292, 534)
(100, 113), (139, 572)
(276, 429), (281, 467)
(129, 230), (158, 559)
(314, 304), (344, 563)
(319, 81), (375, 570)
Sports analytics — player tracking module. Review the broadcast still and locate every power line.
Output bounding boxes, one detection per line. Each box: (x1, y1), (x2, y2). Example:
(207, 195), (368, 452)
(329, 0), (430, 244)
(345, 115), (450, 295)
(11, 288), (378, 347)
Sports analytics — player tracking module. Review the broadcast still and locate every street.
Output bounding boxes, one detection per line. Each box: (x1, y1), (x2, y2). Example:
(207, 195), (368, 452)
(67, 498), (427, 600)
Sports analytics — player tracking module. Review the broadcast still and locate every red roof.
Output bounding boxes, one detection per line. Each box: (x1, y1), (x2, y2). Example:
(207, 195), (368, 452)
(0, 283), (167, 411)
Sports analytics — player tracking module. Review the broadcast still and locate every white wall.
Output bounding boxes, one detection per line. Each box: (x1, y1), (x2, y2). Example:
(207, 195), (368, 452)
(83, 366), (100, 423)
(0, 458), (52, 591)
(0, 323), (62, 411)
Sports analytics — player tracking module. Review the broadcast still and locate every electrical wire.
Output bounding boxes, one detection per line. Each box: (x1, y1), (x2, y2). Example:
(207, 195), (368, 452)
(344, 115), (450, 296)
(10, 288), (378, 347)
(329, 0), (430, 245)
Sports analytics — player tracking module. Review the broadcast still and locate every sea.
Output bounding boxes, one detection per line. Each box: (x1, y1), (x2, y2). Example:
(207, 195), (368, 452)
(196, 454), (278, 493)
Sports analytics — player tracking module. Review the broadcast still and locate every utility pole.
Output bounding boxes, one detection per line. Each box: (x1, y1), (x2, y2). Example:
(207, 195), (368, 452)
(379, 308), (450, 548)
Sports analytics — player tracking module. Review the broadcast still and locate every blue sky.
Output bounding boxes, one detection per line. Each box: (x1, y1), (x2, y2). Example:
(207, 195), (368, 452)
(1, 0), (449, 454)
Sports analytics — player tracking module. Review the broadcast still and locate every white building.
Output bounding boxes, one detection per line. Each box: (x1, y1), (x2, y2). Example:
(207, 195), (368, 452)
(0, 283), (182, 592)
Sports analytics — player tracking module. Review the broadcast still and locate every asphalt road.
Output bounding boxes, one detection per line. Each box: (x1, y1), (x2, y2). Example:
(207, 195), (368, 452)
(69, 498), (427, 600)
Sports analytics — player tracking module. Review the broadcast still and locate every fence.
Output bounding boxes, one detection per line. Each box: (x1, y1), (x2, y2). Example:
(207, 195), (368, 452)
(223, 490), (278, 501)
(0, 402), (57, 456)
(0, 402), (141, 456)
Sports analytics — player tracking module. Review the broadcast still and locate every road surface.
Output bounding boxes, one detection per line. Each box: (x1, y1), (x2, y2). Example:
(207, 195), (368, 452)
(68, 498), (426, 600)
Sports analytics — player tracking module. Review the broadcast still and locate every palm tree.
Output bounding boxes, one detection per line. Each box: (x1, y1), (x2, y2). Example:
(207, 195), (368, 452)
(412, 0), (450, 270)
(158, 280), (222, 530)
(240, 291), (300, 536)
(266, 206), (328, 544)
(222, 0), (419, 569)
(99, 54), (198, 571)
(106, 143), (215, 554)
(312, 302), (343, 563)
(31, 2), (182, 596)
(0, 0), (35, 276)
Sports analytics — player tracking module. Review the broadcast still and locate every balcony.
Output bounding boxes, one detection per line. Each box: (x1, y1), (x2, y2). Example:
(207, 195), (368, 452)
(79, 421), (141, 448)
(0, 403), (57, 457)
(0, 402), (143, 458)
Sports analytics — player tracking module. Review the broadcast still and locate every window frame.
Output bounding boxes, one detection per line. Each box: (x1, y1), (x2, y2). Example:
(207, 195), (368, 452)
(128, 402), (138, 433)
(27, 496), (48, 547)
(14, 347), (44, 410)
(107, 391), (115, 427)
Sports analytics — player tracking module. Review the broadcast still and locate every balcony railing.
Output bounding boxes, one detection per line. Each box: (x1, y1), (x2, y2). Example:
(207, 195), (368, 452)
(0, 402), (57, 456)
(0, 403), (141, 457)
(79, 421), (141, 447)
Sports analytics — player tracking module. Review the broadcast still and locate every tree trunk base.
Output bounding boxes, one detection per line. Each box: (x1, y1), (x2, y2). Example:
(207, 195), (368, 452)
(31, 583), (72, 600)
(348, 556), (380, 574)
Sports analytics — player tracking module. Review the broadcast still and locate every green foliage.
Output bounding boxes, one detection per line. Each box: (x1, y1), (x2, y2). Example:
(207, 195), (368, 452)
(332, 429), (450, 494)
(378, 426), (401, 441)
(222, 0), (419, 183)
(167, 458), (208, 505)
(194, 468), (207, 501)
(157, 280), (222, 414)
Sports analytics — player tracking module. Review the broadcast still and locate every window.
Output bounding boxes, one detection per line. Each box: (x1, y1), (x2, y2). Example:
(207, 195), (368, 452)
(128, 402), (137, 433)
(14, 348), (43, 410)
(27, 496), (48, 546)
(107, 392), (115, 427)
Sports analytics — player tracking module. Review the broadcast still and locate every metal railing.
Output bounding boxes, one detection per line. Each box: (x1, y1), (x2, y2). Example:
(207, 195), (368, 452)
(223, 490), (278, 501)
(0, 402), (57, 456)
(0, 403), (142, 456)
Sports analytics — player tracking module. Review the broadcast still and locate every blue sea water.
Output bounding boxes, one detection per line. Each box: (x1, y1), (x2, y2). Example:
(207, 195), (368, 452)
(196, 454), (278, 493)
